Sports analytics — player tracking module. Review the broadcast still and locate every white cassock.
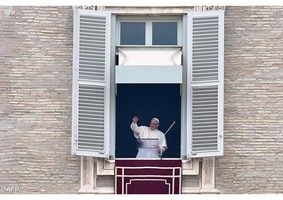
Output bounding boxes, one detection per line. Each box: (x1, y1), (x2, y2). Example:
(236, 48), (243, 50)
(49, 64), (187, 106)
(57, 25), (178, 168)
(130, 122), (167, 159)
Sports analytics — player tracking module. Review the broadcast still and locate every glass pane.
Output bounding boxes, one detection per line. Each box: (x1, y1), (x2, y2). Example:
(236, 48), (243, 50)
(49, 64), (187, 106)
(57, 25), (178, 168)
(120, 22), (145, 45)
(152, 22), (177, 45)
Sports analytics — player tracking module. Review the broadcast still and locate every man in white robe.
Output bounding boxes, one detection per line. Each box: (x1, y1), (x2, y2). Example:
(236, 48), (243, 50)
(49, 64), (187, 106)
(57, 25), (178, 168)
(130, 116), (167, 159)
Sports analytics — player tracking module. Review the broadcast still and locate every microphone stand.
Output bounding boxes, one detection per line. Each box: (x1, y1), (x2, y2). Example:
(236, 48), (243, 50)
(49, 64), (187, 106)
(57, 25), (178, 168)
(159, 121), (176, 160)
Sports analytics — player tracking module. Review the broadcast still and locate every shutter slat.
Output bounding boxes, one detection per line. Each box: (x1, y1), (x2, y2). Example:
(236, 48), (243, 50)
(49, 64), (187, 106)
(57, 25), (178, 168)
(78, 14), (107, 82)
(192, 13), (220, 82)
(77, 84), (105, 152)
(191, 85), (219, 153)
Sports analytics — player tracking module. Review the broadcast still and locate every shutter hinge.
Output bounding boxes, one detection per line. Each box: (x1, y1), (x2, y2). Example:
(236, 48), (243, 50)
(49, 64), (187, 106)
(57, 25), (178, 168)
(99, 149), (106, 154)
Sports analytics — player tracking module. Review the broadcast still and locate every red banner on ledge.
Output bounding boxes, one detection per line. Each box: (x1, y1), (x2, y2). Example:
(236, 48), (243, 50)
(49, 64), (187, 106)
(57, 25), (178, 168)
(115, 160), (182, 194)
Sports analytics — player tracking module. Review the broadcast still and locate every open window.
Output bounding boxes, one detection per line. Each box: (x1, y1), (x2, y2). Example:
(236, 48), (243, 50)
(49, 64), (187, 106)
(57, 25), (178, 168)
(115, 84), (181, 159)
(72, 9), (224, 159)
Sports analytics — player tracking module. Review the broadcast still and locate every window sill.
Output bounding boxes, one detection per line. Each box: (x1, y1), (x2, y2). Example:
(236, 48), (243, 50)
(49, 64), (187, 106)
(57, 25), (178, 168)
(96, 158), (199, 176)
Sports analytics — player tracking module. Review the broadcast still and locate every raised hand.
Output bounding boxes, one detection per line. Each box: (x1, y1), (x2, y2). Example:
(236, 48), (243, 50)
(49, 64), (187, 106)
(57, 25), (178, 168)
(132, 116), (139, 123)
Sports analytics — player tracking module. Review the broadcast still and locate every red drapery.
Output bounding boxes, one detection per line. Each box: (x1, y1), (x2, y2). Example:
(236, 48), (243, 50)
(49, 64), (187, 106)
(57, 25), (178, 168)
(115, 160), (182, 194)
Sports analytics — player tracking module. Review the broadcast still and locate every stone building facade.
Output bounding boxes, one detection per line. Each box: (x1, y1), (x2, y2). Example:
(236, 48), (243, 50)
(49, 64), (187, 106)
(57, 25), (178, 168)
(0, 6), (283, 194)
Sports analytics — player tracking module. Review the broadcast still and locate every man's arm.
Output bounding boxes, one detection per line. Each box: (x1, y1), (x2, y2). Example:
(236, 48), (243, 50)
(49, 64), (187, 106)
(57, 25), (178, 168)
(158, 132), (167, 155)
(130, 116), (140, 138)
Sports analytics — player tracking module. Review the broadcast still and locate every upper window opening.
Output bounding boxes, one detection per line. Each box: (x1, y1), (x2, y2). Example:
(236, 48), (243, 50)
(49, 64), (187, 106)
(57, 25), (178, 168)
(117, 17), (182, 46)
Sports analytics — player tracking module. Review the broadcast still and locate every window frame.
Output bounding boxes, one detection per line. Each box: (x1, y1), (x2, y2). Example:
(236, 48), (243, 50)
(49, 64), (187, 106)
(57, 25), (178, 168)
(116, 16), (183, 47)
(72, 10), (224, 160)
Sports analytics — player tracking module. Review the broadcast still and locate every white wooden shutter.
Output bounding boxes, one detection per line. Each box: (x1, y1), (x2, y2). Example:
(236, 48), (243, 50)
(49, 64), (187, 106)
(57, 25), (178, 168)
(72, 10), (111, 157)
(187, 11), (224, 158)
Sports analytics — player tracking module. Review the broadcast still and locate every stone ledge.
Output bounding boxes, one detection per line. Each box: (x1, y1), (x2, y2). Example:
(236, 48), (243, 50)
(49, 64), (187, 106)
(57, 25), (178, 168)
(182, 187), (220, 194)
(78, 187), (114, 194)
